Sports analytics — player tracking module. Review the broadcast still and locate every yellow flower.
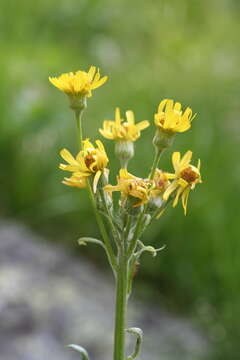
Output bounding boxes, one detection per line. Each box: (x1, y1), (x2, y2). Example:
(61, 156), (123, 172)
(99, 108), (149, 141)
(104, 169), (149, 207)
(163, 151), (202, 215)
(154, 99), (195, 134)
(150, 169), (170, 199)
(59, 139), (109, 193)
(49, 66), (108, 109)
(62, 173), (87, 188)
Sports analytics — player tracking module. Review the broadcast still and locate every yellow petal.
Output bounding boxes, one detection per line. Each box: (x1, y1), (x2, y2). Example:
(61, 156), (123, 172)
(88, 66), (96, 81)
(104, 184), (121, 193)
(182, 188), (190, 215)
(166, 99), (174, 113)
(93, 170), (102, 193)
(158, 99), (169, 113)
(91, 76), (108, 90)
(83, 138), (94, 150)
(164, 172), (176, 180)
(182, 107), (193, 119)
(136, 120), (150, 131)
(172, 152), (180, 171)
(178, 178), (189, 187)
(174, 102), (182, 112)
(115, 107), (121, 126)
(96, 139), (106, 153)
(60, 149), (79, 166)
(119, 168), (129, 179)
(59, 163), (80, 172)
(173, 187), (184, 207)
(163, 181), (178, 201)
(179, 151), (192, 168)
(126, 110), (135, 125)
(197, 158), (201, 171)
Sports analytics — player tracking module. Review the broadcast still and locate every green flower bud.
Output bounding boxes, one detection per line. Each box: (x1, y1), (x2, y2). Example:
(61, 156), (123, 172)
(153, 128), (174, 151)
(115, 140), (134, 168)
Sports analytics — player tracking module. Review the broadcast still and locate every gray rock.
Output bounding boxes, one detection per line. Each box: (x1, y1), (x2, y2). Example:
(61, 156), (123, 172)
(0, 221), (208, 360)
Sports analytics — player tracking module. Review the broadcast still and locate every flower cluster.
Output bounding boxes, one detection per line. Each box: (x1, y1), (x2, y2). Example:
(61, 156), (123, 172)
(50, 66), (202, 215)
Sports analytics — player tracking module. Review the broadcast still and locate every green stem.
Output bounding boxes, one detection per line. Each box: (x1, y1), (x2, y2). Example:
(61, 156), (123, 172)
(127, 211), (144, 258)
(149, 148), (164, 181)
(114, 244), (128, 360)
(87, 180), (117, 273)
(75, 110), (84, 148)
(124, 215), (132, 242)
(99, 185), (121, 248)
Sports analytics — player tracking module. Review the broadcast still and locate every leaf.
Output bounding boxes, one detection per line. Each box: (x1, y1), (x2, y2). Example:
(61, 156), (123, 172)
(67, 344), (89, 360)
(78, 237), (106, 249)
(126, 327), (143, 360)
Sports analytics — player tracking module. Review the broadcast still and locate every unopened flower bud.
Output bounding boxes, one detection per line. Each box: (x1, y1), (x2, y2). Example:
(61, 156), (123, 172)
(69, 94), (87, 112)
(115, 141), (134, 168)
(147, 194), (164, 214)
(153, 128), (174, 151)
(124, 196), (144, 216)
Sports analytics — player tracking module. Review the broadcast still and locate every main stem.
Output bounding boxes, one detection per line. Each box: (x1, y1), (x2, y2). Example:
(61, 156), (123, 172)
(114, 245), (128, 360)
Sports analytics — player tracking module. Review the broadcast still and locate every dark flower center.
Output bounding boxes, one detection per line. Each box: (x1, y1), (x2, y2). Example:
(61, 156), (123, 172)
(180, 166), (198, 183)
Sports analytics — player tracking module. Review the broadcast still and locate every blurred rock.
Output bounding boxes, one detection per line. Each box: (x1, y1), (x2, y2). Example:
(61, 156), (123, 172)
(0, 221), (208, 360)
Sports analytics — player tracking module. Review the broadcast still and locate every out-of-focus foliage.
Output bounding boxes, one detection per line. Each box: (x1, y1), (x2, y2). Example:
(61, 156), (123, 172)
(0, 0), (240, 358)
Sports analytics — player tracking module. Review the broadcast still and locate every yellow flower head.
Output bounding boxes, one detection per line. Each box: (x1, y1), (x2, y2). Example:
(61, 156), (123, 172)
(163, 151), (202, 215)
(59, 139), (109, 193)
(104, 169), (149, 207)
(150, 169), (170, 199)
(99, 108), (149, 141)
(62, 173), (87, 188)
(154, 99), (195, 134)
(49, 66), (108, 98)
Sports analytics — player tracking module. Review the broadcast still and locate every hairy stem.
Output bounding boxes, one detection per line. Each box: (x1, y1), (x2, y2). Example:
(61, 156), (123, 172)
(149, 148), (164, 180)
(87, 180), (117, 274)
(127, 211), (144, 258)
(75, 110), (84, 149)
(99, 185), (121, 248)
(114, 243), (128, 360)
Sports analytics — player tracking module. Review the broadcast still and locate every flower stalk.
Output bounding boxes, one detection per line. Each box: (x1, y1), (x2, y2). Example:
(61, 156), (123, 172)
(75, 107), (85, 149)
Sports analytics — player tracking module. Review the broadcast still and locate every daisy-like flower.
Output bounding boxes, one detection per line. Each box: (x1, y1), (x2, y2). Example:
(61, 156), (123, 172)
(104, 169), (150, 207)
(59, 139), (109, 193)
(99, 108), (149, 142)
(62, 174), (87, 188)
(151, 169), (170, 199)
(49, 66), (108, 109)
(154, 99), (195, 134)
(146, 170), (170, 214)
(163, 151), (202, 215)
(100, 108), (149, 168)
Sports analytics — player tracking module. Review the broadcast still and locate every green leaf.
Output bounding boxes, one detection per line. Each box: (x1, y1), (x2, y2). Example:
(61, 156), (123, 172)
(67, 344), (89, 360)
(126, 327), (143, 360)
(78, 237), (106, 249)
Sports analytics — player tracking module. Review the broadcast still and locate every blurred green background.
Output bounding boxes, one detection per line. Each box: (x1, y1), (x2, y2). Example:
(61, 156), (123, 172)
(1, 0), (240, 358)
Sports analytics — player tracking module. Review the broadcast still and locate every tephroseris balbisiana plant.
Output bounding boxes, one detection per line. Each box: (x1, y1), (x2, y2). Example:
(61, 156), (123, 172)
(49, 66), (202, 360)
